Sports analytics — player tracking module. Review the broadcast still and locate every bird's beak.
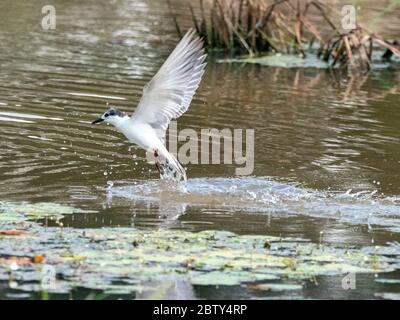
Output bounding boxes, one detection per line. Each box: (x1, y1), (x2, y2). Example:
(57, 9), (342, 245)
(92, 118), (104, 124)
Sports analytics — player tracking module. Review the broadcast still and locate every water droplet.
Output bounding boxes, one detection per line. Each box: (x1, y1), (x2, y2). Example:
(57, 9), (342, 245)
(104, 171), (108, 176)
(107, 181), (114, 189)
(9, 262), (19, 271)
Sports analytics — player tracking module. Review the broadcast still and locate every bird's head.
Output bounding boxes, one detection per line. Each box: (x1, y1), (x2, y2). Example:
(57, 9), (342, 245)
(92, 106), (125, 126)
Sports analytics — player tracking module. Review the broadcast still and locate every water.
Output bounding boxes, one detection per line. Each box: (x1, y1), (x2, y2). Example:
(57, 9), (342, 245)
(0, 0), (400, 299)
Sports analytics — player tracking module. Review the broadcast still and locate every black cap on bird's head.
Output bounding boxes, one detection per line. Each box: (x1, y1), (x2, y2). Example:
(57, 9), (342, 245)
(92, 106), (125, 125)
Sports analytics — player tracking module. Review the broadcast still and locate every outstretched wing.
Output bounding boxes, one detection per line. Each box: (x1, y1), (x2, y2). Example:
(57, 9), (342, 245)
(132, 29), (207, 141)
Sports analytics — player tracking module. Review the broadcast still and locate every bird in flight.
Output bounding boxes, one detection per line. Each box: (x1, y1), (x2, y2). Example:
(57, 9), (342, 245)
(92, 30), (207, 182)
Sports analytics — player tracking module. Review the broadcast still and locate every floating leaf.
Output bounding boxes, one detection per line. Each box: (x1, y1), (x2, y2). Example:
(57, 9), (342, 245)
(0, 201), (93, 222)
(32, 255), (45, 264)
(0, 230), (28, 236)
(248, 283), (303, 291)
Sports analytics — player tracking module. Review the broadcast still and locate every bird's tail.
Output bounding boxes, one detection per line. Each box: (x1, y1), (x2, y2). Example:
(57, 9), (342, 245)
(157, 145), (187, 182)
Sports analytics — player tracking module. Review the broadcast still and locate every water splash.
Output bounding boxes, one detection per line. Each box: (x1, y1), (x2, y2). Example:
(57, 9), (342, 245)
(110, 176), (400, 232)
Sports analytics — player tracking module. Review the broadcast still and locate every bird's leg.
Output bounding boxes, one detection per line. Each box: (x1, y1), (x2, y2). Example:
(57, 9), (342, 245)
(154, 150), (162, 175)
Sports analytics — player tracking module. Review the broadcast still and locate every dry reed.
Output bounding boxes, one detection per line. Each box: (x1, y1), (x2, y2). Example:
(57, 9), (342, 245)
(168, 0), (400, 74)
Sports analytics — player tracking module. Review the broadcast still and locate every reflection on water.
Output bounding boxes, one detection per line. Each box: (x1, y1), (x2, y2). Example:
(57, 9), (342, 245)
(0, 0), (399, 299)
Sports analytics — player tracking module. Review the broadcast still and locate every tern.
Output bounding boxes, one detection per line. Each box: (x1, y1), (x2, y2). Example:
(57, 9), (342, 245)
(92, 30), (207, 182)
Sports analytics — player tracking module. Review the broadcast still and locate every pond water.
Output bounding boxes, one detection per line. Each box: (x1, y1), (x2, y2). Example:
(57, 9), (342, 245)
(0, 0), (399, 299)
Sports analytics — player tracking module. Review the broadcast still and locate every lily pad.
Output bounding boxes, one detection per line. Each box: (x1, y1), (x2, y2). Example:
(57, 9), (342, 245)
(375, 293), (400, 300)
(0, 201), (90, 222)
(248, 283), (303, 291)
(0, 214), (399, 296)
(375, 279), (400, 284)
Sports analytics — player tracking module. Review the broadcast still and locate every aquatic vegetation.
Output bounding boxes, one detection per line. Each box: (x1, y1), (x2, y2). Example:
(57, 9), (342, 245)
(248, 283), (303, 291)
(169, 0), (400, 74)
(0, 201), (81, 221)
(219, 53), (333, 68)
(0, 230), (29, 236)
(1, 204), (400, 296)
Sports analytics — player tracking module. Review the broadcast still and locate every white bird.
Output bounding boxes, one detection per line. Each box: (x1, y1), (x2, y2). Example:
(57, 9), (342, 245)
(92, 30), (207, 182)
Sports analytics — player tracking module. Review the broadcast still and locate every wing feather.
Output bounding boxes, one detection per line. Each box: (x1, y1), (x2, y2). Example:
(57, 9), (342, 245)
(132, 29), (207, 140)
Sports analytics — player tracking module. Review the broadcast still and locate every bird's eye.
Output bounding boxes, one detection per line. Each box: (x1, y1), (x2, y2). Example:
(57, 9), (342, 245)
(105, 114), (109, 117)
